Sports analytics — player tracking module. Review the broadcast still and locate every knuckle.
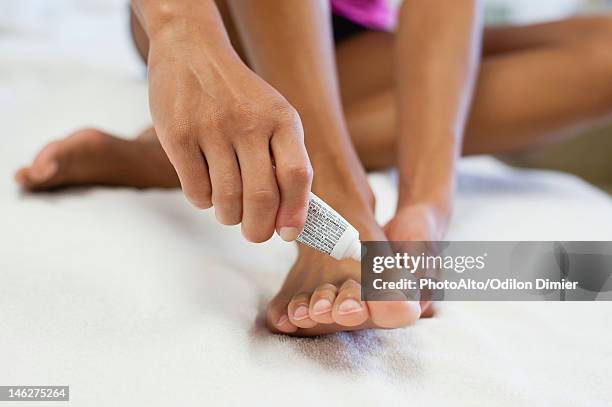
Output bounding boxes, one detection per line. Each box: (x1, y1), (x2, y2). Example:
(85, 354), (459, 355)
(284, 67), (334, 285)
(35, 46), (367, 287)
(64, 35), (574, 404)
(165, 119), (195, 136)
(214, 187), (243, 205)
(274, 104), (299, 122)
(283, 164), (313, 185)
(235, 102), (261, 120)
(244, 189), (279, 208)
(166, 121), (198, 149)
(209, 103), (269, 138)
(233, 103), (264, 132)
(276, 106), (303, 133)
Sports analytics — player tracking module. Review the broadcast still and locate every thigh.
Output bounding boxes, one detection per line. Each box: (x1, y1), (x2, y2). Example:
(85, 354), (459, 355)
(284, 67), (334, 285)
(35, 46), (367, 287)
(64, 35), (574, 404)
(335, 30), (395, 107)
(336, 15), (612, 107)
(482, 15), (612, 54)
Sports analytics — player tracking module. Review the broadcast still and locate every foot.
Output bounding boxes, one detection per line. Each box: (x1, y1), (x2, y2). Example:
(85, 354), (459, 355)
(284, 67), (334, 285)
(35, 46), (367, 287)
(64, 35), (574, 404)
(14, 127), (179, 190)
(267, 248), (422, 336)
(384, 203), (451, 318)
(266, 191), (422, 336)
(384, 204), (448, 243)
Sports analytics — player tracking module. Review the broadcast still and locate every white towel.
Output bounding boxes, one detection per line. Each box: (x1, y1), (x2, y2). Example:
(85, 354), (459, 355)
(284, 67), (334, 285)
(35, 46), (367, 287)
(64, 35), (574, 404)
(1, 2), (611, 406)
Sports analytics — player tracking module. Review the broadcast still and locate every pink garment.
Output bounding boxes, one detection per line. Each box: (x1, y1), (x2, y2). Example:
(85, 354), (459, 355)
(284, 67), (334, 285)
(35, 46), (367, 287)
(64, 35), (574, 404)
(331, 0), (397, 30)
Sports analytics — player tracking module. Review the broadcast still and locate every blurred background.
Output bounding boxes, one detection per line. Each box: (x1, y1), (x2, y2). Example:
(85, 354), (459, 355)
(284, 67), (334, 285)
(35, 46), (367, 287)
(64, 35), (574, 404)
(1, 0), (611, 193)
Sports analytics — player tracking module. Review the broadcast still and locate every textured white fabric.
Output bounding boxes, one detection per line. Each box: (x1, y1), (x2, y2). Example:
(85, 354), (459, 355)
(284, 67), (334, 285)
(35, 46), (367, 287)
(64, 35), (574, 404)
(1, 2), (612, 406)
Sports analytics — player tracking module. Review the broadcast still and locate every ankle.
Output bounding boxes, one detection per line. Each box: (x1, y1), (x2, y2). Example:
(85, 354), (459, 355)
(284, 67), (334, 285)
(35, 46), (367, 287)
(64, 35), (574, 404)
(308, 168), (383, 241)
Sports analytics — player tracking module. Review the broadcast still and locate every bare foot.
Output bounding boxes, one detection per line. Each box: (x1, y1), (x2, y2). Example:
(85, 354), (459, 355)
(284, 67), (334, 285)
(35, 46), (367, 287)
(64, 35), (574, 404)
(267, 248), (422, 336)
(266, 191), (422, 336)
(14, 127), (179, 190)
(384, 204), (448, 243)
(384, 204), (451, 318)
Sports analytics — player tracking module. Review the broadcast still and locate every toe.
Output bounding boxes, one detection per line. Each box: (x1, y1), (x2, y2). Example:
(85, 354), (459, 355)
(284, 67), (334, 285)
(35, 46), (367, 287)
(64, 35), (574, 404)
(266, 297), (298, 334)
(367, 299), (421, 329)
(308, 283), (337, 324)
(420, 301), (436, 318)
(14, 168), (31, 187)
(30, 141), (61, 179)
(20, 141), (64, 189)
(332, 279), (369, 327)
(288, 293), (317, 329)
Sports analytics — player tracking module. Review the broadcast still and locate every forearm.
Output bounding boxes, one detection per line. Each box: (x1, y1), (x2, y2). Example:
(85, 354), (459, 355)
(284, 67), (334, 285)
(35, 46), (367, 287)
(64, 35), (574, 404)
(227, 0), (368, 199)
(395, 0), (483, 210)
(130, 0), (234, 55)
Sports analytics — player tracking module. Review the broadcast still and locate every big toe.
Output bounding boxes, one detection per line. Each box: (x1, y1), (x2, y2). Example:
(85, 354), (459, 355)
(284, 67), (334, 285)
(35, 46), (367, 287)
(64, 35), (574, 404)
(16, 140), (66, 190)
(367, 299), (421, 329)
(14, 167), (31, 186)
(15, 160), (59, 189)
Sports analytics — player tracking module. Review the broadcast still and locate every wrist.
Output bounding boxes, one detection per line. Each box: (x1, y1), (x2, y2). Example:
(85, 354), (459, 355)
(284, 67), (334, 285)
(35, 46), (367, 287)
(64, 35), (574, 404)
(133, 0), (229, 47)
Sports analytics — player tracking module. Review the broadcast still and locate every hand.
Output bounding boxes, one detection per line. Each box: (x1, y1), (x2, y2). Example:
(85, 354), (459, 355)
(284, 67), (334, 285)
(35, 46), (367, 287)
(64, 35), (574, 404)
(146, 32), (312, 243)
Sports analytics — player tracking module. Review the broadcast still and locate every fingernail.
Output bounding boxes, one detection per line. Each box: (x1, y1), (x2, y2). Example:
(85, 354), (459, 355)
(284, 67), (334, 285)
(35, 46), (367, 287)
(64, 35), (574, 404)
(293, 305), (309, 321)
(312, 299), (332, 315)
(277, 315), (289, 326)
(279, 227), (299, 242)
(338, 299), (363, 315)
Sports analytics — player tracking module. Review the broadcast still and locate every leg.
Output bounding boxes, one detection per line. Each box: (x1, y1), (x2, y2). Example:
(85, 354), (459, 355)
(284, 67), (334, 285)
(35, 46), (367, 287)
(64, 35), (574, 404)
(14, 127), (179, 190)
(16, 4), (422, 335)
(16, 1), (248, 191)
(338, 15), (612, 169)
(337, 16), (612, 318)
(224, 1), (421, 335)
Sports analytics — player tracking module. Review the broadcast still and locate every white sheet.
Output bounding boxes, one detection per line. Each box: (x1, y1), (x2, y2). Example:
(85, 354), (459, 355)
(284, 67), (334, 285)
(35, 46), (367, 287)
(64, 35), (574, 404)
(2, 2), (612, 406)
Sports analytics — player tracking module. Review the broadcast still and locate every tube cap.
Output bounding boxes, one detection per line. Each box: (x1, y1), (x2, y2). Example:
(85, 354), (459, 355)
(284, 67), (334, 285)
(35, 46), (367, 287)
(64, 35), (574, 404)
(347, 240), (362, 262)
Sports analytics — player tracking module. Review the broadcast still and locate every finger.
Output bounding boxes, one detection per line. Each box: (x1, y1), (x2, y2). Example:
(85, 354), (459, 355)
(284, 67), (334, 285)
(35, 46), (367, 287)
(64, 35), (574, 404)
(160, 128), (212, 209)
(270, 116), (312, 242)
(235, 138), (279, 243)
(203, 140), (243, 225)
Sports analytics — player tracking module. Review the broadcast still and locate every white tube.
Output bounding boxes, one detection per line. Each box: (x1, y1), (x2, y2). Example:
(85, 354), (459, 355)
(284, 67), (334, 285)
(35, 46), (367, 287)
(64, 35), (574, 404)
(295, 192), (362, 261)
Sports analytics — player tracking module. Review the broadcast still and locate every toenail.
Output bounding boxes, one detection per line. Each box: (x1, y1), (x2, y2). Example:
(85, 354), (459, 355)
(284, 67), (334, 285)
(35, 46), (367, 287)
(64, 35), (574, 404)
(312, 299), (332, 315)
(32, 162), (58, 181)
(277, 315), (289, 326)
(293, 305), (310, 320)
(338, 299), (363, 315)
(279, 227), (299, 242)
